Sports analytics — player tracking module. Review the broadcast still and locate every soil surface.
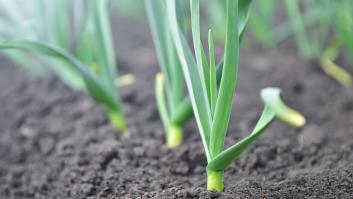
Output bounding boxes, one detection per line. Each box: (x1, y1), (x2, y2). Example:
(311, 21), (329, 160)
(0, 17), (353, 199)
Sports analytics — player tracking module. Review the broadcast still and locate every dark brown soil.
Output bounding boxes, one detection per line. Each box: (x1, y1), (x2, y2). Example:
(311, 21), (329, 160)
(0, 17), (353, 199)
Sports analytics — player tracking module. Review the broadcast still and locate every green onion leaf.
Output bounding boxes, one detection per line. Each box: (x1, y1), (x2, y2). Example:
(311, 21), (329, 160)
(0, 40), (121, 114)
(208, 87), (305, 171)
(167, 0), (212, 159)
(208, 29), (217, 115)
(209, 0), (239, 159)
(261, 87), (306, 127)
(90, 0), (117, 92)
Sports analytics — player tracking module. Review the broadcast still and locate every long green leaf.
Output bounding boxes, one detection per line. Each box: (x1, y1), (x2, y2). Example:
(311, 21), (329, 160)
(167, 0), (212, 161)
(191, 0), (210, 103)
(146, 0), (186, 131)
(145, 0), (173, 91)
(208, 29), (217, 115)
(209, 0), (239, 159)
(0, 40), (120, 112)
(91, 0), (117, 92)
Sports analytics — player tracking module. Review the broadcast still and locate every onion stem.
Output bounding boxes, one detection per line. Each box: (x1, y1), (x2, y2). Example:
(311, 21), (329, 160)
(107, 109), (128, 134)
(166, 125), (183, 148)
(207, 170), (224, 192)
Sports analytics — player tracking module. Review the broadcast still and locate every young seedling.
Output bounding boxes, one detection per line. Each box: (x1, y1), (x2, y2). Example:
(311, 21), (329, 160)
(284, 0), (352, 87)
(0, 0), (128, 133)
(145, 0), (193, 147)
(166, 0), (305, 191)
(146, 0), (229, 147)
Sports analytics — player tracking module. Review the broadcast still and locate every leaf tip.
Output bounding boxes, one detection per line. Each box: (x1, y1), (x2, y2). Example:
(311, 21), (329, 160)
(261, 87), (306, 128)
(156, 72), (163, 83)
(208, 28), (213, 36)
(285, 109), (306, 127)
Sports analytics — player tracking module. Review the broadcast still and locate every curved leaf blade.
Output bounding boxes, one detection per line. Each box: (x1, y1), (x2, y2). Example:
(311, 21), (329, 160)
(0, 40), (120, 111)
(261, 87), (306, 127)
(208, 87), (305, 171)
(207, 104), (275, 171)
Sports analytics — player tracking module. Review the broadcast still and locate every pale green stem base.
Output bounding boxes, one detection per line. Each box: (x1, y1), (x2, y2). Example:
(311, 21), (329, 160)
(107, 110), (128, 134)
(166, 125), (183, 148)
(207, 170), (224, 192)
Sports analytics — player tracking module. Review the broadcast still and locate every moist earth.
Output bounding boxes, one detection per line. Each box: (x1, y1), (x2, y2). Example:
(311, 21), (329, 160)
(0, 18), (353, 199)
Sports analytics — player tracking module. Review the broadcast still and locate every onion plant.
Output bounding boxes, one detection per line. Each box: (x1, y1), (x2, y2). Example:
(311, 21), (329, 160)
(145, 0), (193, 147)
(0, 0), (128, 133)
(166, 0), (305, 191)
(284, 0), (352, 87)
(0, 0), (85, 89)
(146, 0), (227, 147)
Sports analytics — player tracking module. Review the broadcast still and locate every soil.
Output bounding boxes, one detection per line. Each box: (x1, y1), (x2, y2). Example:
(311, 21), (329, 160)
(0, 17), (353, 199)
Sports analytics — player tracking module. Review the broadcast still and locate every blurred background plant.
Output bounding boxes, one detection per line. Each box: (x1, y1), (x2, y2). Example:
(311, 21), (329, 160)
(284, 0), (352, 87)
(145, 0), (193, 148)
(202, 0), (353, 87)
(0, 0), (130, 133)
(0, 0), (83, 88)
